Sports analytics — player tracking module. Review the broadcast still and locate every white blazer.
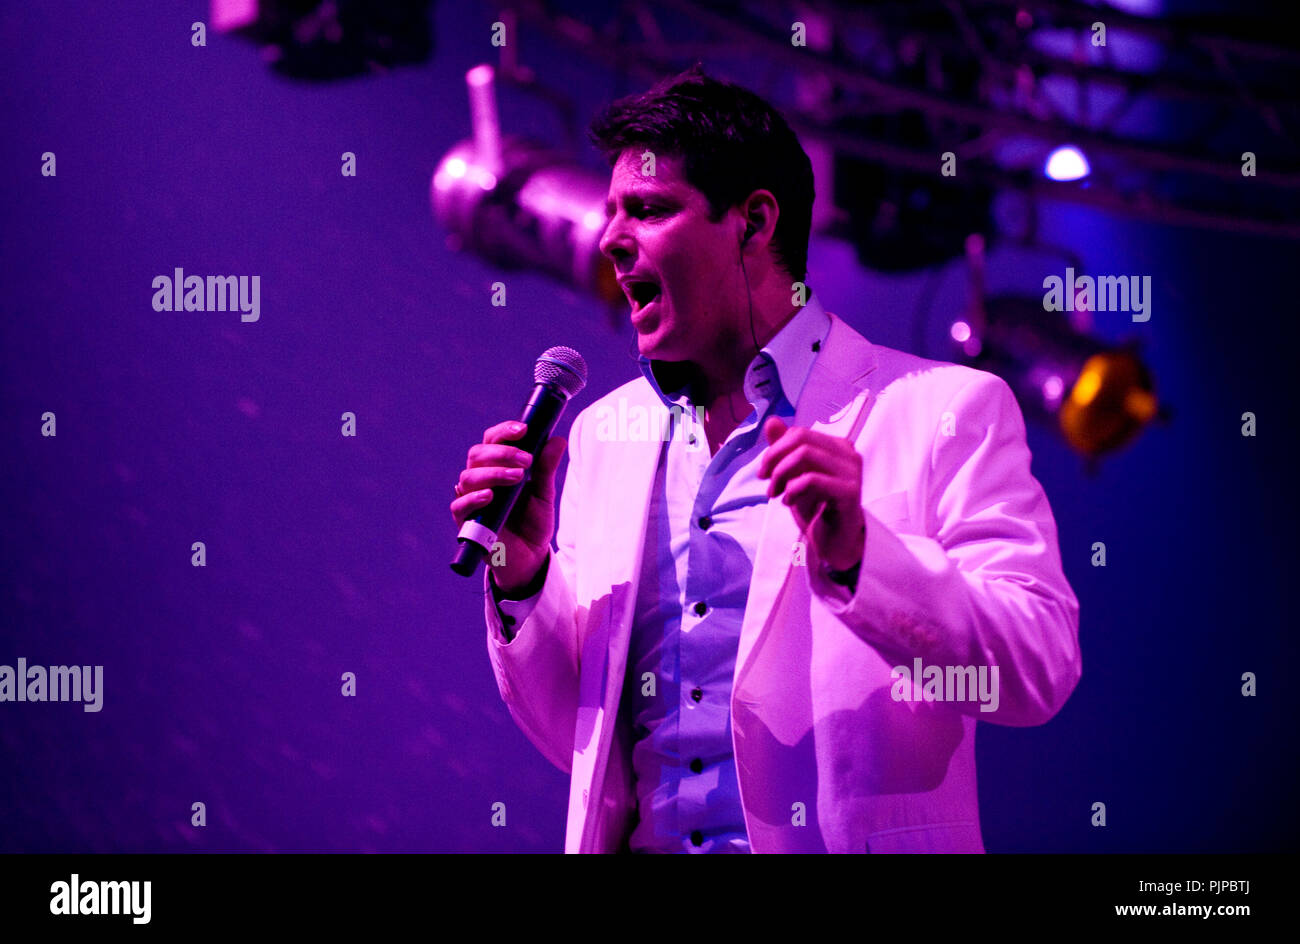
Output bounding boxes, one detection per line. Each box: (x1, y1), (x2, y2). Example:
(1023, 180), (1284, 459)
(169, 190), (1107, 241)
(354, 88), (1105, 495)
(484, 311), (1081, 853)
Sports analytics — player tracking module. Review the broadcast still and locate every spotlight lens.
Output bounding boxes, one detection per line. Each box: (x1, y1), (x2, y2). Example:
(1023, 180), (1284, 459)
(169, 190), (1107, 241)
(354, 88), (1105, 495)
(1045, 146), (1090, 181)
(1071, 364), (1103, 406)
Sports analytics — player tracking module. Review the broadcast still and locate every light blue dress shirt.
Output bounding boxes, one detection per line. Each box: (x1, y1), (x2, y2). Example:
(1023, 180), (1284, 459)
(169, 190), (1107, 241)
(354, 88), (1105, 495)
(497, 294), (832, 854)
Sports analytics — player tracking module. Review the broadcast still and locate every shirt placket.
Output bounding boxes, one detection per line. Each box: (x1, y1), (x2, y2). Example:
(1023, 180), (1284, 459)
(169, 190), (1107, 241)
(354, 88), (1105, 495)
(674, 372), (772, 845)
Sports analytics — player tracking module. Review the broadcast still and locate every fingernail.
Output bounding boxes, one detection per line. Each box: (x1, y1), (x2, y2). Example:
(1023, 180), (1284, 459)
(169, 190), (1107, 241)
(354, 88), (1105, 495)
(511, 422), (525, 432)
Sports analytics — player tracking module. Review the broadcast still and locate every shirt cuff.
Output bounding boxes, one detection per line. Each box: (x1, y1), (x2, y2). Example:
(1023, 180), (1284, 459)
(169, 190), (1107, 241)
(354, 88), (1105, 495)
(488, 555), (550, 641)
(823, 558), (861, 594)
(809, 519), (868, 605)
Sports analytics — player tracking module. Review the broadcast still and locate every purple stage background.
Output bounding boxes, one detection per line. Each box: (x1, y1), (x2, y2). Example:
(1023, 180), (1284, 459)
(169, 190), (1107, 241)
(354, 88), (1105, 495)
(2, 1), (1296, 852)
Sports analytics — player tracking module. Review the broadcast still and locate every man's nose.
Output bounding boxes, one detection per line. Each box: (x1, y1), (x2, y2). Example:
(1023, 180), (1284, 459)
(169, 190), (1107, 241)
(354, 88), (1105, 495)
(598, 216), (634, 264)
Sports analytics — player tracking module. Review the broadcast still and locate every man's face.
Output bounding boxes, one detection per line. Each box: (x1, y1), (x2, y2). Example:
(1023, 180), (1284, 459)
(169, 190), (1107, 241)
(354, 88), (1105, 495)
(600, 149), (742, 364)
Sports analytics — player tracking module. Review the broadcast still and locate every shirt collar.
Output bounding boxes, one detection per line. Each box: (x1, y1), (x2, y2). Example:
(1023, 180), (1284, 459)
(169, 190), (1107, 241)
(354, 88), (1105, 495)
(637, 292), (832, 415)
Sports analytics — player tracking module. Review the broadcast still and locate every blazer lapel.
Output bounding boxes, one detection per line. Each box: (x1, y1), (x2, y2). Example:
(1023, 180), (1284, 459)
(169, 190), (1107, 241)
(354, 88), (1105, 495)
(574, 399), (663, 851)
(735, 313), (880, 683)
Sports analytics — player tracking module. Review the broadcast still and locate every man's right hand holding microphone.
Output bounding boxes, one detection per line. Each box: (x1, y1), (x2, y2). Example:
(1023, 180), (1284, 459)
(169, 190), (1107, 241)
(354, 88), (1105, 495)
(451, 421), (568, 596)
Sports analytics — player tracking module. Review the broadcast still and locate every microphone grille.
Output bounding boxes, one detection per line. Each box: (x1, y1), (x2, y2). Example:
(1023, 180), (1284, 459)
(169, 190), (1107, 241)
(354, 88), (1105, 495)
(534, 346), (588, 398)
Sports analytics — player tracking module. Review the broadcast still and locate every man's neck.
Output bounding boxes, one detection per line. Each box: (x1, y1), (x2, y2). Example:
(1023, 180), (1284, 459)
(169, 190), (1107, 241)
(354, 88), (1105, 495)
(690, 301), (800, 405)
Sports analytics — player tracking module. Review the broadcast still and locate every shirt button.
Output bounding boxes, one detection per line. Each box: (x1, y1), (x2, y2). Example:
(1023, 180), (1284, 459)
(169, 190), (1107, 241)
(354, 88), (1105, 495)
(691, 687), (703, 703)
(697, 515), (712, 530)
(690, 830), (704, 847)
(689, 758), (703, 774)
(693, 601), (707, 616)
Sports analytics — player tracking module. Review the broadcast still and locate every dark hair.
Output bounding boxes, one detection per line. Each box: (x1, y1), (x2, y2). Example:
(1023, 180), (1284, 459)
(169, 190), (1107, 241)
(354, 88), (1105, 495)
(587, 63), (814, 284)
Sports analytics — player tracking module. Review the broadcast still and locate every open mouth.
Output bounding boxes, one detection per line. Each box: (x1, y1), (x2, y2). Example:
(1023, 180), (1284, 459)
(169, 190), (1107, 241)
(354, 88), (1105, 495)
(627, 280), (662, 313)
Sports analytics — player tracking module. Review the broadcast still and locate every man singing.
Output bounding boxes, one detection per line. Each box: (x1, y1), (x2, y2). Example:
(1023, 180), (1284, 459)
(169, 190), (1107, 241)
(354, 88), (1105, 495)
(451, 64), (1081, 853)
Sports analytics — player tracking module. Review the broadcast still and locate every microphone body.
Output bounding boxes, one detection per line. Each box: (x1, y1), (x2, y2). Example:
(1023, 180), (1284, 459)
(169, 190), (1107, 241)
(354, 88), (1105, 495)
(451, 347), (586, 577)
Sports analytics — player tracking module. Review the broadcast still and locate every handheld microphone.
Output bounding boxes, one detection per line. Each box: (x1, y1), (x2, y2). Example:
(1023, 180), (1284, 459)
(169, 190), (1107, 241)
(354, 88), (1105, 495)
(451, 346), (588, 577)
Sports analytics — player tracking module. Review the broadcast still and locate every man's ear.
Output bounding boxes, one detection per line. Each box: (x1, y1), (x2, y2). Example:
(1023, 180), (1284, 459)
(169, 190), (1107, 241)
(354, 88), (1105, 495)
(739, 191), (778, 247)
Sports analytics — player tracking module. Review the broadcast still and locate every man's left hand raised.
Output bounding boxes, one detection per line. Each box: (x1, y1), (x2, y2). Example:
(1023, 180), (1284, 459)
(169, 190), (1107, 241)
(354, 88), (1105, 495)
(758, 416), (866, 573)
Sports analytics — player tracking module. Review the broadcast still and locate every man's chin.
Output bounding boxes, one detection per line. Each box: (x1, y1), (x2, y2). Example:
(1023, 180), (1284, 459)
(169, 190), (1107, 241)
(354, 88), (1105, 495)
(635, 324), (666, 356)
(638, 340), (681, 363)
(639, 334), (701, 369)
(637, 318), (700, 363)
